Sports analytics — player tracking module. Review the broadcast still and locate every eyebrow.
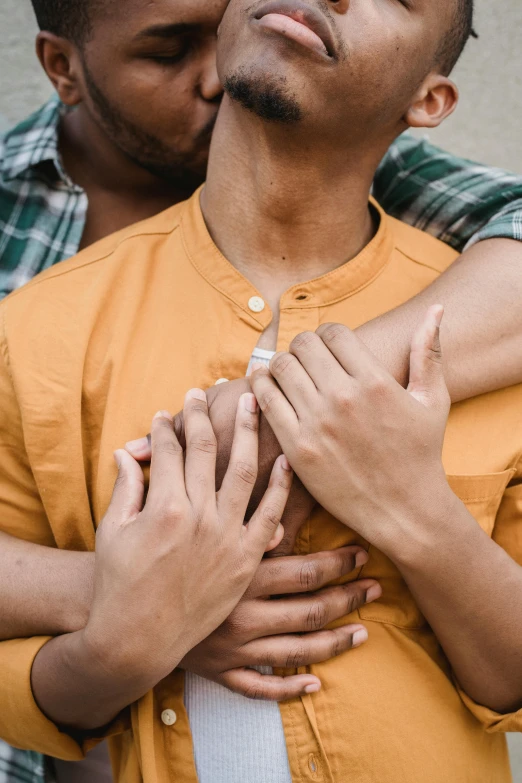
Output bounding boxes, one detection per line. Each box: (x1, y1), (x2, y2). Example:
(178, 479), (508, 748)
(134, 22), (197, 41)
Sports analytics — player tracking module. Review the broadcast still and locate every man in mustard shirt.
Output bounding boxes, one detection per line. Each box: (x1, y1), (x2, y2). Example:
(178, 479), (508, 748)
(0, 0), (521, 781)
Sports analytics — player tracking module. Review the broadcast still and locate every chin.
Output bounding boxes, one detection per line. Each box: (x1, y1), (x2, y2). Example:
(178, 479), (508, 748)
(223, 61), (303, 124)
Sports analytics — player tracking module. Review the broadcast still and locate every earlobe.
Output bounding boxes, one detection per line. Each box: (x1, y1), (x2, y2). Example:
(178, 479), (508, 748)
(404, 74), (459, 130)
(35, 32), (83, 107)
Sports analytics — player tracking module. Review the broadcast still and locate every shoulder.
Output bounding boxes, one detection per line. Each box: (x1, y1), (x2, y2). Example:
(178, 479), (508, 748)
(386, 214), (460, 275)
(3, 200), (186, 300)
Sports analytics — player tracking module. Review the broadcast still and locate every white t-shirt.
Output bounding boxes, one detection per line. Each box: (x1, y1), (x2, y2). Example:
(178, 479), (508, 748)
(185, 346), (292, 783)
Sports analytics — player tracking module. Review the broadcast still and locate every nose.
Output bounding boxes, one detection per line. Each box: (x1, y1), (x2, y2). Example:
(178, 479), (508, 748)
(199, 43), (224, 103)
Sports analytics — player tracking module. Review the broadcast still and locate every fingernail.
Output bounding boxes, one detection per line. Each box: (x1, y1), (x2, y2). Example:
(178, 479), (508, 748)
(280, 455), (292, 471)
(186, 388), (207, 402)
(242, 393), (258, 413)
(125, 437), (150, 454)
(355, 550), (368, 568)
(153, 410), (172, 421)
(251, 362), (265, 373)
(304, 683), (321, 694)
(352, 628), (369, 647)
(365, 585), (381, 603)
(113, 450), (123, 468)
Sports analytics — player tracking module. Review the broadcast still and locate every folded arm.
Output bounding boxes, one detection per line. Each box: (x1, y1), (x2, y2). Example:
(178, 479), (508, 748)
(251, 311), (522, 718)
(1, 139), (522, 664)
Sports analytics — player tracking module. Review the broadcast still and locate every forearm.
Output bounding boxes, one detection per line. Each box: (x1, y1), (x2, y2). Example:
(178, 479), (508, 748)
(357, 239), (522, 402)
(0, 532), (94, 640)
(388, 490), (522, 713)
(31, 630), (162, 731)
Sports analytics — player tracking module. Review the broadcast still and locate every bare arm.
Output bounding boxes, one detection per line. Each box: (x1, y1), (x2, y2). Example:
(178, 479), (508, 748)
(358, 239), (522, 401)
(250, 310), (522, 714)
(31, 398), (295, 731)
(0, 533), (93, 640)
(1, 238), (521, 643)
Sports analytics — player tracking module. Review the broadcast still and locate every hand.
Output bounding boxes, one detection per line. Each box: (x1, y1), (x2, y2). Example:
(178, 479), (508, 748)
(250, 306), (452, 556)
(125, 377), (314, 555)
(181, 546), (380, 700)
(83, 389), (294, 688)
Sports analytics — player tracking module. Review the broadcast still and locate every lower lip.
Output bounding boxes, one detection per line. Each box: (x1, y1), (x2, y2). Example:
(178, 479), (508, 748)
(257, 13), (329, 57)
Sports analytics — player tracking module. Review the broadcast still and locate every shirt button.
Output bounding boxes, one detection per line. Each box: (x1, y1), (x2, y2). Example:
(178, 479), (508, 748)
(215, 378), (229, 385)
(248, 296), (265, 313)
(161, 709), (177, 726)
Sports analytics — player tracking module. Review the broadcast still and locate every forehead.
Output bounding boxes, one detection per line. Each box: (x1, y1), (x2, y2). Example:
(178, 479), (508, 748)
(96, 0), (228, 32)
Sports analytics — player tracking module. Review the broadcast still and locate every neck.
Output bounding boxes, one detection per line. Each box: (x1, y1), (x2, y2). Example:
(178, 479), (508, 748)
(201, 97), (386, 295)
(59, 105), (193, 207)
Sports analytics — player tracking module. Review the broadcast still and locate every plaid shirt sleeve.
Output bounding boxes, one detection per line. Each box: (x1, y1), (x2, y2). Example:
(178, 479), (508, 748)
(0, 741), (52, 783)
(374, 134), (522, 252)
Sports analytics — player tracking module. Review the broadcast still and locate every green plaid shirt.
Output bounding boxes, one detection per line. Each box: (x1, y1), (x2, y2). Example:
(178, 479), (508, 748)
(1, 97), (522, 783)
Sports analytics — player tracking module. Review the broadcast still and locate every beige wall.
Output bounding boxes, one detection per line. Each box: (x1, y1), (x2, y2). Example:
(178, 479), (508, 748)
(0, 0), (521, 778)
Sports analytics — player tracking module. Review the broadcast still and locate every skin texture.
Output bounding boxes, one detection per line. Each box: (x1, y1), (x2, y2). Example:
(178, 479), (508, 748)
(250, 309), (522, 712)
(2, 0), (522, 709)
(32, 392), (319, 730)
(38, 0), (227, 246)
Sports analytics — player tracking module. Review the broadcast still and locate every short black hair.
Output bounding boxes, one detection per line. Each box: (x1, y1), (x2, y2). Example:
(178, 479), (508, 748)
(30, 0), (98, 44)
(437, 0), (475, 75)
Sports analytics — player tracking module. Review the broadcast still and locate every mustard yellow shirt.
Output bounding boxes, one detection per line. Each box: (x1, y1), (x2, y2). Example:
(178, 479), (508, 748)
(0, 189), (521, 783)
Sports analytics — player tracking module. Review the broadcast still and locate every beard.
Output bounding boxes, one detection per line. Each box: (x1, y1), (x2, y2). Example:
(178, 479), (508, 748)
(224, 67), (302, 124)
(82, 61), (215, 191)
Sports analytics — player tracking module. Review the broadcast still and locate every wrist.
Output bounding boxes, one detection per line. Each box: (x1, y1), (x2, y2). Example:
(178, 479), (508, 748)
(378, 472), (462, 567)
(57, 553), (95, 634)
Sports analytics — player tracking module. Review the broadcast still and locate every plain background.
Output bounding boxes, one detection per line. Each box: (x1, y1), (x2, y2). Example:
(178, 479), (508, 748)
(0, 0), (521, 779)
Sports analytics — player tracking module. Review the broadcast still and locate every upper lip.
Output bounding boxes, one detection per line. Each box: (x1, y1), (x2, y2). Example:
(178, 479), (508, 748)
(254, 0), (336, 58)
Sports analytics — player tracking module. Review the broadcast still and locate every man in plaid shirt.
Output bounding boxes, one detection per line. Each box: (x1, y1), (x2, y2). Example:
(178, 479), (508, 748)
(1, 2), (522, 782)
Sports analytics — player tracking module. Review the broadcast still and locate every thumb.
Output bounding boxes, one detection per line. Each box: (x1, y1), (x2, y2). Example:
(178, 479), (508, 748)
(407, 305), (449, 411)
(108, 450), (145, 524)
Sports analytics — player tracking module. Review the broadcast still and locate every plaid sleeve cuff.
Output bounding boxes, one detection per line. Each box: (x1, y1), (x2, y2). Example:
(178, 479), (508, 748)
(0, 637), (128, 761)
(465, 202), (522, 248)
(457, 682), (522, 733)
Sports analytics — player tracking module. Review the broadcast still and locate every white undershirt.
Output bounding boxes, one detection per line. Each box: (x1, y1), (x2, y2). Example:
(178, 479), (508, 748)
(184, 346), (292, 783)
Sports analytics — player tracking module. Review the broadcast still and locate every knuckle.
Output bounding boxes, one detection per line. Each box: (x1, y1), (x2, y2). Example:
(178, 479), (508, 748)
(234, 460), (258, 486)
(329, 632), (343, 658)
(319, 322), (348, 344)
(240, 415), (259, 434)
(295, 435), (318, 464)
(243, 684), (266, 701)
(258, 390), (278, 413)
(332, 388), (354, 411)
(365, 374), (389, 398)
(113, 470), (128, 492)
(189, 435), (217, 455)
(299, 560), (323, 591)
(285, 644), (307, 669)
(290, 331), (317, 353)
(153, 440), (183, 458)
(270, 353), (296, 376)
(346, 587), (365, 615)
(261, 503), (282, 528)
(306, 599), (329, 631)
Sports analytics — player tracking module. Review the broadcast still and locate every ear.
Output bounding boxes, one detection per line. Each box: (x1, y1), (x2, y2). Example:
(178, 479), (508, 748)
(404, 73), (458, 130)
(35, 32), (84, 107)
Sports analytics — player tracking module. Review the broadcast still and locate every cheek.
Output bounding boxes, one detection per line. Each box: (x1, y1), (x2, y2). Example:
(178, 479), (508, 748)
(121, 72), (202, 135)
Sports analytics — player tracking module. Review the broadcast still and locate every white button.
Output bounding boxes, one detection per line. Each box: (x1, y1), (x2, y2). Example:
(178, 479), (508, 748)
(215, 378), (229, 385)
(161, 709), (177, 726)
(248, 296), (265, 313)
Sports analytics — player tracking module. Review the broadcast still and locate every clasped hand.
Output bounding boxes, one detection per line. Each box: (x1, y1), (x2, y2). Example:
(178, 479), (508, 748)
(250, 306), (453, 557)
